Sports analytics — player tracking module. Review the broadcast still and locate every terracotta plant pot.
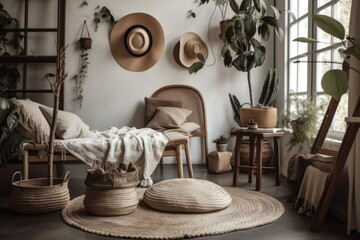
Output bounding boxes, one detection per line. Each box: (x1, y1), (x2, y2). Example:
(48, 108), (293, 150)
(240, 107), (277, 128)
(79, 37), (92, 50)
(290, 120), (301, 132)
(219, 20), (229, 40)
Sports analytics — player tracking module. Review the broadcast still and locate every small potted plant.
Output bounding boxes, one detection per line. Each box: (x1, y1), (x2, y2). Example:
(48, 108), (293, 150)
(278, 95), (326, 152)
(212, 134), (230, 152)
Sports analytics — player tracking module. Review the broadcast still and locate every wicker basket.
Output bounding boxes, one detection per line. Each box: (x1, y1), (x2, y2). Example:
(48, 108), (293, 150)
(240, 107), (277, 128)
(83, 166), (140, 216)
(10, 171), (70, 214)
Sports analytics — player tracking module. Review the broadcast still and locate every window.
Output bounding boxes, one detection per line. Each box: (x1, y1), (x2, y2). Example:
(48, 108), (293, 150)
(287, 0), (352, 140)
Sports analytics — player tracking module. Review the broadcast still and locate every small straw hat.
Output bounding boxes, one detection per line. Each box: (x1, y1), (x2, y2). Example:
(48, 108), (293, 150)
(110, 13), (165, 72)
(173, 32), (208, 68)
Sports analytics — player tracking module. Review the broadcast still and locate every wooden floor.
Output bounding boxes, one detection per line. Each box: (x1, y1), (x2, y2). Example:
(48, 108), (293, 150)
(0, 163), (359, 240)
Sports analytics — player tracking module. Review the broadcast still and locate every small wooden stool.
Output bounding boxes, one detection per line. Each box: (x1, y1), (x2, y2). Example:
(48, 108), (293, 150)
(208, 151), (232, 173)
(232, 128), (285, 191)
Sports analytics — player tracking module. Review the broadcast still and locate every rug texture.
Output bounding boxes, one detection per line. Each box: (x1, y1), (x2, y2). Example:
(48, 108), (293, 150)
(62, 187), (285, 239)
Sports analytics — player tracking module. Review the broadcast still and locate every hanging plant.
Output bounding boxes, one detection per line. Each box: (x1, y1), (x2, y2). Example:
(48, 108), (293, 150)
(74, 51), (89, 107)
(74, 21), (91, 108)
(93, 6), (115, 31)
(0, 3), (23, 92)
(79, 20), (92, 50)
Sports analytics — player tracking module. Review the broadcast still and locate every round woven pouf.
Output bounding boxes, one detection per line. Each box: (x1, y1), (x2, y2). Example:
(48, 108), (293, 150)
(143, 178), (232, 213)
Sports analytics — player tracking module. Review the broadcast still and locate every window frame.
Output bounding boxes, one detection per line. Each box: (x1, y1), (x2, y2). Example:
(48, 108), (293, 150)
(286, 0), (350, 141)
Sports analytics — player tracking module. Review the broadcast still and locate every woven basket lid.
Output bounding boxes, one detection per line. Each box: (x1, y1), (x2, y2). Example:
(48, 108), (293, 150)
(143, 178), (232, 213)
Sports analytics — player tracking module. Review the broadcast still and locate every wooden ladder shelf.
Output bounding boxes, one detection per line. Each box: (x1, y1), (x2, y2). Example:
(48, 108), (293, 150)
(311, 96), (360, 231)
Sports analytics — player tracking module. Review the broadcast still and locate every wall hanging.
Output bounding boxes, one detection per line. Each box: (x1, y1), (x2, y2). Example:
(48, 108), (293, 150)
(109, 12), (165, 72)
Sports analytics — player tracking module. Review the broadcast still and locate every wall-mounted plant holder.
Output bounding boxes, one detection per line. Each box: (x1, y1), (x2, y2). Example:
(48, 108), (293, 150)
(79, 20), (92, 50)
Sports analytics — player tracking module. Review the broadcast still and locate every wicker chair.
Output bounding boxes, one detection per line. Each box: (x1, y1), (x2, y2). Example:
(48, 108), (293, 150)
(149, 85), (209, 173)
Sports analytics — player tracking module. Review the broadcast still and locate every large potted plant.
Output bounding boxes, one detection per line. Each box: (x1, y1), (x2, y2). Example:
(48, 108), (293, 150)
(190, 0), (294, 127)
(10, 45), (71, 214)
(229, 68), (280, 127)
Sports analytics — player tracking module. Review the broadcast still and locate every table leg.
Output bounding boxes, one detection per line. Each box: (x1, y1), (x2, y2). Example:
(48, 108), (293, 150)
(273, 137), (281, 186)
(255, 136), (264, 191)
(249, 135), (255, 183)
(232, 133), (243, 186)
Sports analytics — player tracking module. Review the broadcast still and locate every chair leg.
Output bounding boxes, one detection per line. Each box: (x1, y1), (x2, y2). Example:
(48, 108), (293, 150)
(184, 141), (194, 178)
(175, 144), (184, 178)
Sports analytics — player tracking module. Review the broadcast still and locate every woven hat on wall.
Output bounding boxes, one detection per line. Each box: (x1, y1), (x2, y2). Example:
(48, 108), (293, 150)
(110, 12), (165, 72)
(173, 32), (208, 68)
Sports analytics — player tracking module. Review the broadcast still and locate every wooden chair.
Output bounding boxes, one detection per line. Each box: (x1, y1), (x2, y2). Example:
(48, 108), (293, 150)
(149, 85), (209, 174)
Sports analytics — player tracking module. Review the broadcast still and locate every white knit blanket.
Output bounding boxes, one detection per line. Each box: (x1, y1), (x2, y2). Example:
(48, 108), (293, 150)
(58, 127), (168, 185)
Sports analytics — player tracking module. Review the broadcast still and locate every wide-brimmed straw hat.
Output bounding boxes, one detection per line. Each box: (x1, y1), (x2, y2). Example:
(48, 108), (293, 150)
(173, 32), (208, 68)
(110, 12), (165, 72)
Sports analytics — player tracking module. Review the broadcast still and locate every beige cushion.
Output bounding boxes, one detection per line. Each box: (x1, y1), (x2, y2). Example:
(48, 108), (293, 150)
(144, 97), (182, 126)
(39, 106), (95, 139)
(146, 107), (192, 130)
(143, 178), (232, 213)
(11, 99), (50, 143)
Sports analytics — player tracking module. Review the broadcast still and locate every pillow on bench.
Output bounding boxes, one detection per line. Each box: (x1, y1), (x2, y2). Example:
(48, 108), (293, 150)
(39, 106), (95, 139)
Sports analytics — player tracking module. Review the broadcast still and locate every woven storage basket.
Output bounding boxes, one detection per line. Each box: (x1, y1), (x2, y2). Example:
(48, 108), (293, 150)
(83, 167), (140, 216)
(240, 107), (277, 128)
(10, 171), (70, 214)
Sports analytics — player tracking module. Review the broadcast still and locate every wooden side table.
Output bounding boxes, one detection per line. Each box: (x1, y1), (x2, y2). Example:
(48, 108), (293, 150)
(232, 128), (285, 191)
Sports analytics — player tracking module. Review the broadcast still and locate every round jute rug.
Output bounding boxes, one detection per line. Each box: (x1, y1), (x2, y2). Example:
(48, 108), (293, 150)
(62, 187), (284, 239)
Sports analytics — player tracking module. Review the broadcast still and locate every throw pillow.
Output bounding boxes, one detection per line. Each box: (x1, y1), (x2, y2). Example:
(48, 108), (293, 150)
(144, 97), (182, 126)
(39, 106), (95, 139)
(11, 99), (50, 143)
(146, 107), (192, 130)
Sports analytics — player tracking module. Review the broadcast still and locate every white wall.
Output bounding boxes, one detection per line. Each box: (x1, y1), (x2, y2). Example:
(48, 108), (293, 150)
(5, 0), (275, 164)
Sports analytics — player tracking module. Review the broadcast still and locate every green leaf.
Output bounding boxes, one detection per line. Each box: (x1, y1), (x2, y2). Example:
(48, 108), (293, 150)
(293, 37), (318, 43)
(254, 46), (266, 66)
(246, 55), (255, 71)
(244, 16), (256, 38)
(283, 9), (296, 22)
(229, 0), (240, 14)
(271, 5), (280, 20)
(196, 53), (205, 63)
(275, 26), (284, 41)
(258, 23), (270, 41)
(223, 49), (232, 67)
(260, 0), (267, 14)
(343, 45), (360, 61)
(262, 16), (278, 27)
(240, 0), (251, 11)
(225, 25), (235, 43)
(253, 0), (261, 13)
(45, 73), (55, 78)
(338, 48), (346, 58)
(321, 69), (348, 101)
(313, 15), (345, 40)
(188, 61), (204, 74)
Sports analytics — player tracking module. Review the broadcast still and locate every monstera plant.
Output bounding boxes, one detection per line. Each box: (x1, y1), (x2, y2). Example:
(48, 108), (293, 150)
(294, 15), (360, 101)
